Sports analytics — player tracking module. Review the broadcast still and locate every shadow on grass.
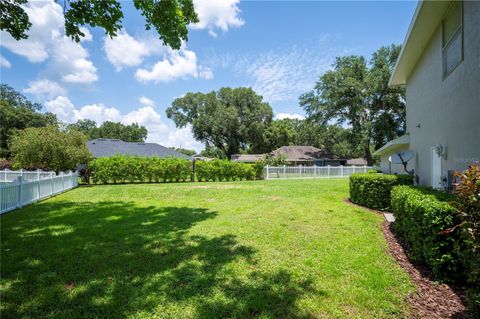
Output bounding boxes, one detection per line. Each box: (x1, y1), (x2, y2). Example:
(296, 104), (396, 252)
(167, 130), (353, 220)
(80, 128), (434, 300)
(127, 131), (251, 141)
(1, 200), (321, 318)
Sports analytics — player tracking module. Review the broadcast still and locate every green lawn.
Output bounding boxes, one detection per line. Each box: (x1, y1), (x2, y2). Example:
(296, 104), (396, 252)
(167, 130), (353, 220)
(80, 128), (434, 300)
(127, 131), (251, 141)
(1, 179), (413, 318)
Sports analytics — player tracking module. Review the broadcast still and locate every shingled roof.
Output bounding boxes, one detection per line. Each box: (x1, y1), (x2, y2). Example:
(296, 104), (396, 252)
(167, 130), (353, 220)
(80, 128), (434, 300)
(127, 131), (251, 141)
(271, 146), (341, 162)
(87, 139), (192, 160)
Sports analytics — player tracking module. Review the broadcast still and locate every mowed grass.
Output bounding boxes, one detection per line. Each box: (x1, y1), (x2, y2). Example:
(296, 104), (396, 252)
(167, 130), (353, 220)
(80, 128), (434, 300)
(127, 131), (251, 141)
(1, 179), (414, 318)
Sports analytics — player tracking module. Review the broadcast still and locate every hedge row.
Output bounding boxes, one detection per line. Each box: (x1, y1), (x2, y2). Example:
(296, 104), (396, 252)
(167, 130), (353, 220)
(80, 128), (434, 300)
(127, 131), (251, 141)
(89, 156), (192, 183)
(391, 186), (460, 280)
(195, 160), (257, 181)
(349, 173), (414, 210)
(88, 156), (264, 184)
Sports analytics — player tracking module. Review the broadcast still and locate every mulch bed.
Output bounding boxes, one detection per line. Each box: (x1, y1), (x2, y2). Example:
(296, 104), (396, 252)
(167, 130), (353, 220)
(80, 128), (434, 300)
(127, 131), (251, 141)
(345, 198), (469, 318)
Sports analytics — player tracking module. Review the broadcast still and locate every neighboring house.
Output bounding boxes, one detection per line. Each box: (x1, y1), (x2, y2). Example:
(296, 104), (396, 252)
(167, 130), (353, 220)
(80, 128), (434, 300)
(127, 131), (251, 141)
(271, 146), (346, 166)
(230, 154), (265, 163)
(87, 138), (192, 160)
(374, 0), (480, 188)
(346, 158), (368, 166)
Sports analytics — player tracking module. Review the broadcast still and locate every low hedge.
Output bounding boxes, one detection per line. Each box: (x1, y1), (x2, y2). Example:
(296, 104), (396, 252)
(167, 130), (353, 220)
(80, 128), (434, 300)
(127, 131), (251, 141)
(349, 173), (413, 210)
(391, 185), (460, 281)
(195, 159), (256, 181)
(90, 155), (192, 184)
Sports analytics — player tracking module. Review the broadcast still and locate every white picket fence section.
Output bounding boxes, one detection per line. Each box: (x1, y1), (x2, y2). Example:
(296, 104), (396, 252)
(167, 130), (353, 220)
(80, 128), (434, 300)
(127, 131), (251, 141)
(0, 171), (78, 214)
(264, 165), (379, 180)
(1, 169), (56, 182)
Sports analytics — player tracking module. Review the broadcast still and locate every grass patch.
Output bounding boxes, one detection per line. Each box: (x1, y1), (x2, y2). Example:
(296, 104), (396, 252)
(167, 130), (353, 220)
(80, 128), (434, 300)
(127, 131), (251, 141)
(1, 179), (413, 318)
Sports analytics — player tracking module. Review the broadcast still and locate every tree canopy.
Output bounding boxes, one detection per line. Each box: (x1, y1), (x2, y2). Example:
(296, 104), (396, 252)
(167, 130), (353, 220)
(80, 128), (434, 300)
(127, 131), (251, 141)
(9, 125), (91, 172)
(0, 84), (58, 158)
(299, 44), (405, 165)
(166, 87), (273, 158)
(68, 120), (148, 142)
(1, 0), (198, 49)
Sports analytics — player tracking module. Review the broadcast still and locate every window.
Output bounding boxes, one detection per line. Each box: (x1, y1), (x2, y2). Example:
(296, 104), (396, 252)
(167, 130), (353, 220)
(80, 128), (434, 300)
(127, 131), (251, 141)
(442, 1), (463, 78)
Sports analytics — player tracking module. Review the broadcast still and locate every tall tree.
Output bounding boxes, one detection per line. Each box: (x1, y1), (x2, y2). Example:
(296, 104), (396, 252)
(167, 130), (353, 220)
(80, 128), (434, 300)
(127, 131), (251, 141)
(299, 44), (405, 165)
(68, 120), (148, 142)
(166, 87), (273, 158)
(0, 84), (58, 158)
(0, 0), (198, 49)
(9, 125), (90, 172)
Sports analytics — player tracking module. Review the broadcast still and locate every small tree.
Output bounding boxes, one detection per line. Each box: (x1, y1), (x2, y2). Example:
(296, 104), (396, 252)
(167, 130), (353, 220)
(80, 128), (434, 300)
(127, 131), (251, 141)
(9, 126), (91, 172)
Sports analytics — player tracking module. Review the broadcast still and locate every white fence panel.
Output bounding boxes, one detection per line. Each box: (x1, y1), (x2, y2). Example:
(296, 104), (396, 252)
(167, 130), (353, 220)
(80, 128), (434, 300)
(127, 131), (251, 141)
(264, 165), (378, 180)
(0, 172), (78, 214)
(1, 169), (56, 183)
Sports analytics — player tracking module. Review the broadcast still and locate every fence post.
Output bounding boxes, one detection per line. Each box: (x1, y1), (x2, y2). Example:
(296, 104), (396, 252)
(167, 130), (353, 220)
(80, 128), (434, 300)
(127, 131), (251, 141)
(300, 166), (302, 179)
(266, 165), (269, 180)
(50, 173), (54, 196)
(364, 165), (367, 173)
(341, 165), (344, 177)
(352, 165), (355, 174)
(314, 166), (316, 179)
(16, 176), (23, 208)
(37, 171), (41, 201)
(327, 165), (330, 178)
(283, 165), (286, 179)
(61, 172), (65, 191)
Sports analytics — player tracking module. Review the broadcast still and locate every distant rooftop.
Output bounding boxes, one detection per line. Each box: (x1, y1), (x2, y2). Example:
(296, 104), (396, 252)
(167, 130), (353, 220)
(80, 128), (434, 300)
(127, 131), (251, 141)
(272, 146), (342, 162)
(87, 139), (192, 160)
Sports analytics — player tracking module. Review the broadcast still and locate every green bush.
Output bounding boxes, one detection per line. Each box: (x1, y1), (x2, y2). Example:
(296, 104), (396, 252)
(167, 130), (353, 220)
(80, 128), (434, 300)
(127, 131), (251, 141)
(349, 173), (413, 210)
(391, 185), (460, 281)
(89, 155), (192, 184)
(195, 159), (256, 182)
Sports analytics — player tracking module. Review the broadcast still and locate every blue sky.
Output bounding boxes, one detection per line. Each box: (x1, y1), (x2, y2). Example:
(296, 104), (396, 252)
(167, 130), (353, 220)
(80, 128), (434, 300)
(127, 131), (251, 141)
(0, 0), (417, 151)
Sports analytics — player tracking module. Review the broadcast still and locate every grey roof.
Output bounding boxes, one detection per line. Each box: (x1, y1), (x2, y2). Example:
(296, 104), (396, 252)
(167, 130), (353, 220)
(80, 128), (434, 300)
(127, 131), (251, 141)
(87, 139), (192, 160)
(272, 146), (342, 162)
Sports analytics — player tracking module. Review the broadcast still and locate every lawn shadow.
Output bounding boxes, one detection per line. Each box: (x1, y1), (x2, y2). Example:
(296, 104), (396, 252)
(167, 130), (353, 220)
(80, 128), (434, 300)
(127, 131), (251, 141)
(1, 200), (322, 318)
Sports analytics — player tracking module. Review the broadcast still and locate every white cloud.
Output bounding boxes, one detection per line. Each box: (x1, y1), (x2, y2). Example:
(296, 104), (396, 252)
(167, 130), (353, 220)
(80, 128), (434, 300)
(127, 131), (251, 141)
(45, 96), (76, 122)
(135, 49), (212, 83)
(139, 96), (155, 107)
(274, 113), (305, 120)
(23, 79), (66, 98)
(192, 0), (244, 36)
(104, 31), (151, 71)
(44, 96), (204, 152)
(0, 55), (11, 68)
(0, 0), (97, 84)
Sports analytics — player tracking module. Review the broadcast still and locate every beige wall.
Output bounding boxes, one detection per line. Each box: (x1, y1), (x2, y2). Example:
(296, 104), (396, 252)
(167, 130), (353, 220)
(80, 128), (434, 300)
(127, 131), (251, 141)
(405, 1), (480, 186)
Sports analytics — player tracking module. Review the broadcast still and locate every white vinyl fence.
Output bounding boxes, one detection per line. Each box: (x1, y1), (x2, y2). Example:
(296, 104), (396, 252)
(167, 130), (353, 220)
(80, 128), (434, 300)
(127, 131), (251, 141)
(0, 170), (78, 214)
(264, 165), (379, 180)
(1, 169), (56, 182)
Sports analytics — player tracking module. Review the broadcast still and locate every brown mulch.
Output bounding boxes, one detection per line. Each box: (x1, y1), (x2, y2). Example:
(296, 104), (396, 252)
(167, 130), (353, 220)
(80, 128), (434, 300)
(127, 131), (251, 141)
(345, 198), (469, 318)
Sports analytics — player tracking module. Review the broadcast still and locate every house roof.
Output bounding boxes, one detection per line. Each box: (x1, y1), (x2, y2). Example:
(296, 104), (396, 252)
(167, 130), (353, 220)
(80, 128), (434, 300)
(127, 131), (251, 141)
(389, 0), (452, 86)
(87, 138), (192, 160)
(346, 158), (368, 166)
(272, 146), (342, 162)
(373, 134), (410, 156)
(230, 154), (265, 162)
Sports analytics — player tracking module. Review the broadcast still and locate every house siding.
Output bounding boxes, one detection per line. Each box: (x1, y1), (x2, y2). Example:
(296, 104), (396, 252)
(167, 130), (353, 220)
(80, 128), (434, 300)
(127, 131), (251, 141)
(405, 0), (480, 186)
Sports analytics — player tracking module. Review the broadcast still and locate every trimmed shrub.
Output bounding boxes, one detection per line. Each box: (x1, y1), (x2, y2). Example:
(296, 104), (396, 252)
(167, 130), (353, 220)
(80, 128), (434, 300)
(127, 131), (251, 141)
(391, 185), (460, 281)
(349, 173), (413, 210)
(195, 159), (256, 182)
(89, 155), (192, 184)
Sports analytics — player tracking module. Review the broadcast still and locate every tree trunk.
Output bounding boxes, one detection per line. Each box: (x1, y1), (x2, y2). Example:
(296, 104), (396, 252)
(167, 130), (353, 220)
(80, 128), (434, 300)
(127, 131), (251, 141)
(364, 144), (373, 166)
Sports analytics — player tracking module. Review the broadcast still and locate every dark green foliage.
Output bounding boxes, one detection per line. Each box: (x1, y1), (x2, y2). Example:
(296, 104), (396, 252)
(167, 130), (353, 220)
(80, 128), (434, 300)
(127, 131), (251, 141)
(253, 161), (265, 180)
(166, 87), (273, 158)
(0, 0), (31, 40)
(300, 45), (405, 165)
(0, 84), (58, 158)
(89, 155), (191, 184)
(68, 120), (148, 142)
(391, 186), (460, 281)
(349, 173), (413, 210)
(195, 160), (256, 182)
(2, 0), (198, 50)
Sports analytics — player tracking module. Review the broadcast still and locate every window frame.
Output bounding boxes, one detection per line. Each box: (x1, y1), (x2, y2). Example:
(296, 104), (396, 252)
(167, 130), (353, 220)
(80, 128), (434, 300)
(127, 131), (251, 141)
(442, 1), (464, 79)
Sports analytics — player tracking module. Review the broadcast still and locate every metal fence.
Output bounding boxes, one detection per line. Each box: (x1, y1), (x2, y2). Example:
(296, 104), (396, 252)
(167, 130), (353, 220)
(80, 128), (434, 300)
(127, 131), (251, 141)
(264, 165), (379, 180)
(0, 171), (78, 214)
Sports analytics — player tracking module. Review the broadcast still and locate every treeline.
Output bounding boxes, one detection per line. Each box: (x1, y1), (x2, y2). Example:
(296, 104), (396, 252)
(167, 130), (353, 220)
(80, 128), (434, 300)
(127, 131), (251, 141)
(0, 84), (148, 160)
(86, 155), (261, 184)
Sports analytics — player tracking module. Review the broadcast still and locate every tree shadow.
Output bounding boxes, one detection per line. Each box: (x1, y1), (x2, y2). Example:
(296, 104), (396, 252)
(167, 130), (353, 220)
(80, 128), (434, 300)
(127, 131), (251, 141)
(1, 200), (322, 318)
